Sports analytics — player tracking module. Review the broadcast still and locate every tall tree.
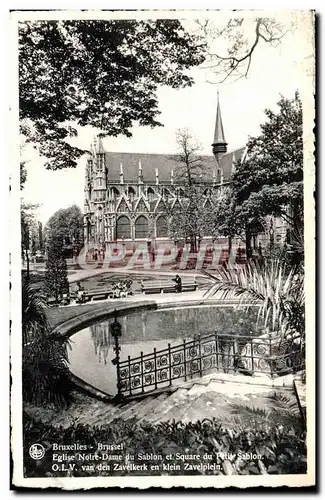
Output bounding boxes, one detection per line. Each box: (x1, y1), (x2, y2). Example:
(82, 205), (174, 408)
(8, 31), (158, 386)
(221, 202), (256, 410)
(213, 190), (246, 255)
(233, 93), (303, 224)
(170, 129), (212, 252)
(21, 202), (39, 280)
(44, 237), (69, 302)
(19, 19), (206, 169)
(38, 221), (43, 253)
(45, 205), (84, 247)
(215, 93), (303, 260)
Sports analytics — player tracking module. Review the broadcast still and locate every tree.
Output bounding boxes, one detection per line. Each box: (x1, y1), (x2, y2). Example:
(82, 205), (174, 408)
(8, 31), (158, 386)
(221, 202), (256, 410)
(198, 17), (291, 83)
(233, 93), (303, 226)
(213, 190), (246, 255)
(19, 19), (206, 169)
(38, 221), (44, 253)
(215, 93), (303, 260)
(21, 202), (39, 280)
(45, 205), (84, 247)
(44, 237), (69, 302)
(22, 275), (72, 406)
(169, 129), (213, 252)
(20, 161), (27, 190)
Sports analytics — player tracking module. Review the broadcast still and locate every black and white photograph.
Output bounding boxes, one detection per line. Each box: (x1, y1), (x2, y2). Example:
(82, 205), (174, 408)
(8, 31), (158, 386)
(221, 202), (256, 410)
(10, 8), (315, 489)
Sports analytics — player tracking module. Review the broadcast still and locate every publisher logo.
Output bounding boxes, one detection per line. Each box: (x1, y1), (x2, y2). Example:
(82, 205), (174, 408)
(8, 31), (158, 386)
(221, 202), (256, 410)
(29, 443), (45, 460)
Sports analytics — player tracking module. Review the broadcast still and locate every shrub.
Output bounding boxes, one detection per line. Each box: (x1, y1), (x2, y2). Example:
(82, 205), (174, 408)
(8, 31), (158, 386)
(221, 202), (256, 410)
(23, 412), (306, 478)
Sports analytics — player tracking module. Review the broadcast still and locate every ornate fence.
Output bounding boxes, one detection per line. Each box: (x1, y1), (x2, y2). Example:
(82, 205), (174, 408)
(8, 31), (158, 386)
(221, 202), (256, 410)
(118, 332), (304, 398)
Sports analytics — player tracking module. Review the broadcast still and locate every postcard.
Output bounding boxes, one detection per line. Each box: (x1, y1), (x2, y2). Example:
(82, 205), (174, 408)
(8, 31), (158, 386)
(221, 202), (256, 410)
(10, 8), (315, 490)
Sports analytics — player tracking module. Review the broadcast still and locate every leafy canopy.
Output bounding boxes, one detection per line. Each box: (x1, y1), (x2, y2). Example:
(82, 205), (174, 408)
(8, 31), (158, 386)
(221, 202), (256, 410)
(232, 93), (303, 224)
(45, 205), (84, 245)
(19, 20), (206, 169)
(212, 92), (303, 250)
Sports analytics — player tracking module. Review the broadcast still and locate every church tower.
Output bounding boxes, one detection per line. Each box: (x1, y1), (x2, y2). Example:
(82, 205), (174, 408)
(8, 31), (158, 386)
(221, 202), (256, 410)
(212, 92), (228, 163)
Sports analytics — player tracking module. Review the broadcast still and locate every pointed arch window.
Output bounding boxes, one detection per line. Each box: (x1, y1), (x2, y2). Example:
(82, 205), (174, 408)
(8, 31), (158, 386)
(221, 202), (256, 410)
(135, 215), (149, 239)
(147, 187), (155, 202)
(156, 216), (168, 238)
(116, 216), (131, 239)
(127, 186), (136, 201)
(111, 187), (120, 198)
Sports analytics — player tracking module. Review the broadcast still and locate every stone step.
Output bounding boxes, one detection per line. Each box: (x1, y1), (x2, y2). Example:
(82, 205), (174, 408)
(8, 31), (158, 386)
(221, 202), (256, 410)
(106, 400), (140, 423)
(88, 405), (124, 426)
(145, 389), (189, 421)
(147, 389), (191, 424)
(151, 395), (195, 424)
(117, 396), (156, 421)
(177, 392), (234, 424)
(83, 400), (136, 426)
(132, 394), (170, 421)
(187, 383), (209, 399)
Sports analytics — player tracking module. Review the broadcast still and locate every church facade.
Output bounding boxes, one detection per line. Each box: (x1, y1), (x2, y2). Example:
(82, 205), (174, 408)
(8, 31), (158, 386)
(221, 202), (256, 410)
(83, 98), (247, 251)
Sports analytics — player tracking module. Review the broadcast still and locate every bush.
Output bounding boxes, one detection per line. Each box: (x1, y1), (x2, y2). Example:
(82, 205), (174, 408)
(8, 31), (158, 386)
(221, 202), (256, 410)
(23, 413), (306, 477)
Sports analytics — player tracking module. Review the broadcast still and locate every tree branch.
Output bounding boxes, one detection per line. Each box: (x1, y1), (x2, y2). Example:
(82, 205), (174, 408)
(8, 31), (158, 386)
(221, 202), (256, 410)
(202, 18), (290, 84)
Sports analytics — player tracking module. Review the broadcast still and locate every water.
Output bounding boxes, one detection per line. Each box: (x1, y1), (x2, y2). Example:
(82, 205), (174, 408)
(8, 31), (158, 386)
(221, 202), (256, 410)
(68, 305), (260, 395)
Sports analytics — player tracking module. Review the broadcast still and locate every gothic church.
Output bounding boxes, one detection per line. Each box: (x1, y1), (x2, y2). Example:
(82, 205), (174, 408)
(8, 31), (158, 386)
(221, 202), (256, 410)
(83, 98), (246, 251)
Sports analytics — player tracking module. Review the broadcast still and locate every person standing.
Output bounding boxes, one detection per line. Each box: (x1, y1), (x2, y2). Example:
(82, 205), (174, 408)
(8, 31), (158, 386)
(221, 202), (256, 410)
(172, 274), (182, 293)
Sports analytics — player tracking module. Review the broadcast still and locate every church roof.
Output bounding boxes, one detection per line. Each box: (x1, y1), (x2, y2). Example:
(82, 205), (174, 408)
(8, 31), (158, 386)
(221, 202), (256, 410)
(103, 149), (245, 183)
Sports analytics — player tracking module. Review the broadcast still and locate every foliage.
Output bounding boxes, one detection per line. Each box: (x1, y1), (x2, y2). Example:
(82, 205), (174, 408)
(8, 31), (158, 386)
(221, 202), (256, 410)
(45, 205), (84, 246)
(204, 259), (305, 339)
(20, 161), (27, 190)
(213, 189), (246, 242)
(44, 237), (69, 301)
(19, 20), (206, 169)
(22, 278), (72, 406)
(226, 391), (303, 434)
(232, 93), (303, 226)
(23, 332), (72, 407)
(22, 274), (49, 345)
(214, 93), (303, 258)
(23, 409), (306, 477)
(21, 201), (40, 278)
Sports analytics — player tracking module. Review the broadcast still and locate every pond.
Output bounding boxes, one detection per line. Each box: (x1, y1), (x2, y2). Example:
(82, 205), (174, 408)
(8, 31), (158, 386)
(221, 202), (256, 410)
(68, 305), (261, 396)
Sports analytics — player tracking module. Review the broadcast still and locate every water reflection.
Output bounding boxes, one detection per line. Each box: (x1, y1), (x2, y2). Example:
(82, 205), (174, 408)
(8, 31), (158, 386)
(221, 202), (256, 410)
(69, 306), (260, 395)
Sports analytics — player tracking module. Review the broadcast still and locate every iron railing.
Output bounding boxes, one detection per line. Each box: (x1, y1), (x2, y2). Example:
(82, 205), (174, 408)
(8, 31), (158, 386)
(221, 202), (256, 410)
(118, 332), (304, 397)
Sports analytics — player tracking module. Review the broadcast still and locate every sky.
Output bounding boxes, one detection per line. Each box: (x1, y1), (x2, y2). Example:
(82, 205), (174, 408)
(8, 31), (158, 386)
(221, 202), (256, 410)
(20, 11), (312, 225)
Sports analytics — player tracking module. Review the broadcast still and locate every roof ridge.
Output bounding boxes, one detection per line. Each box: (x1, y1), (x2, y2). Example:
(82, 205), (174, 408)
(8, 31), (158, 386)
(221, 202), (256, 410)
(104, 151), (215, 157)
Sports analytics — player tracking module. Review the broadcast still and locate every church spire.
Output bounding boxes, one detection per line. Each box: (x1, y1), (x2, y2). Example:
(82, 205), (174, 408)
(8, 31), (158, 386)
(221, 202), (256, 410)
(212, 91), (228, 161)
(96, 134), (105, 154)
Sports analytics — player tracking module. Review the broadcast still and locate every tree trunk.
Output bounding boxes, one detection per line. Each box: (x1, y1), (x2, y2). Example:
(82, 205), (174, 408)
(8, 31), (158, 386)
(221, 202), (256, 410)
(245, 222), (252, 261)
(25, 249), (30, 281)
(190, 236), (196, 253)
